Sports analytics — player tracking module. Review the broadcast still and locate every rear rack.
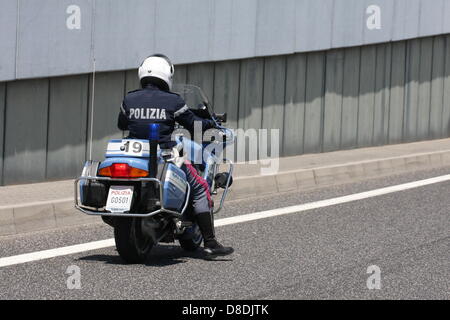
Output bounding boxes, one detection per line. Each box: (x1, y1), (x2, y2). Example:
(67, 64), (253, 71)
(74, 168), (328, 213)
(74, 176), (190, 218)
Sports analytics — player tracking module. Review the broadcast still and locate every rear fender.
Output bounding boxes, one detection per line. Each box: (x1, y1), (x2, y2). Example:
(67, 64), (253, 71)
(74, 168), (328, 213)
(98, 157), (151, 172)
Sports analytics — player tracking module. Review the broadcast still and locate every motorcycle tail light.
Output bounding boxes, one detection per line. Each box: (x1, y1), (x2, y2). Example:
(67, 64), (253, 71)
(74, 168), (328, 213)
(98, 163), (148, 178)
(110, 163), (129, 178)
(98, 166), (112, 177)
(128, 167), (149, 178)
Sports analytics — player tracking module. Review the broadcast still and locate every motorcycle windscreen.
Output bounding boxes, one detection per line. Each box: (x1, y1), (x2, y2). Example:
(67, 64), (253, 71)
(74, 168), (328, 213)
(172, 84), (214, 119)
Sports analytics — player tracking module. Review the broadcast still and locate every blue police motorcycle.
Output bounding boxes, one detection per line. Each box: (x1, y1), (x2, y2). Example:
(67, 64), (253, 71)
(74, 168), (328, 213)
(74, 85), (233, 263)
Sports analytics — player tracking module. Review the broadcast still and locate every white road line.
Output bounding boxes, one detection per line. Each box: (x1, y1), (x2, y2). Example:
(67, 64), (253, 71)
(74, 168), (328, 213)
(1, 174), (450, 268)
(216, 174), (450, 227)
(0, 239), (115, 268)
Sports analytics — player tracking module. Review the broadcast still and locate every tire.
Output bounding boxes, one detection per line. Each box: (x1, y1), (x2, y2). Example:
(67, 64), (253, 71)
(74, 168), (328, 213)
(179, 224), (203, 251)
(114, 218), (154, 264)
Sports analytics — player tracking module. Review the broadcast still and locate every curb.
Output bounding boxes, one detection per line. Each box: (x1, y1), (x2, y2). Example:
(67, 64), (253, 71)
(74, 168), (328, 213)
(1, 149), (450, 237)
(225, 149), (450, 200)
(0, 201), (100, 237)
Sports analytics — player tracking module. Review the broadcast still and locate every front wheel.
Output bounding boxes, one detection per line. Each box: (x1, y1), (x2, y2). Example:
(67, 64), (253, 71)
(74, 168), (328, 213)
(179, 224), (203, 251)
(114, 218), (154, 264)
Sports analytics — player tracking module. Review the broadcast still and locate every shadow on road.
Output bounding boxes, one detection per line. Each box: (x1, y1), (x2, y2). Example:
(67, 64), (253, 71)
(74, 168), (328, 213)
(77, 244), (233, 267)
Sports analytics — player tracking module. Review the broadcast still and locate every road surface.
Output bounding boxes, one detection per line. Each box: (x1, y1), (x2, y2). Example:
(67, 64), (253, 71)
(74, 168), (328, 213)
(0, 166), (449, 300)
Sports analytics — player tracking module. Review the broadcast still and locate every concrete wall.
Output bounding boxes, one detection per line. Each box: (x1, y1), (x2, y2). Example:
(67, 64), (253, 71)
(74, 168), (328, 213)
(1, 34), (450, 185)
(2, 0), (450, 81)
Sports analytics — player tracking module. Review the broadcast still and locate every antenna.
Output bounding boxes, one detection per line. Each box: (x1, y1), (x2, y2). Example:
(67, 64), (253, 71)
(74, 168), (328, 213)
(88, 0), (96, 161)
(88, 58), (96, 161)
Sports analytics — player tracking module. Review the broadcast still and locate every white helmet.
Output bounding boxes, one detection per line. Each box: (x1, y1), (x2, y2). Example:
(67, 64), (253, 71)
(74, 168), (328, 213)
(138, 54), (174, 90)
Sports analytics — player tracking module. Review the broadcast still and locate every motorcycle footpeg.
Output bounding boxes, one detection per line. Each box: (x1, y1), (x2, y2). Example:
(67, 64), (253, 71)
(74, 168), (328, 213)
(176, 221), (193, 228)
(173, 220), (193, 236)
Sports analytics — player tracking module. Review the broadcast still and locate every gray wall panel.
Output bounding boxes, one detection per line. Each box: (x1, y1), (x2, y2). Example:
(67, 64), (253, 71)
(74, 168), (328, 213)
(16, 0), (93, 79)
(224, 0), (258, 60)
(442, 35), (450, 137)
(332, 0), (365, 48)
(357, 46), (376, 147)
(392, 0), (420, 41)
(238, 58), (264, 162)
(213, 61), (240, 129)
(303, 52), (325, 153)
(443, 1), (450, 34)
(429, 36), (445, 139)
(0, 83), (5, 184)
(213, 60), (240, 162)
(122, 70), (140, 140)
(187, 63), (215, 102)
(261, 56), (286, 157)
(93, 0), (155, 72)
(173, 65), (188, 86)
(210, 0), (257, 61)
(209, 0), (234, 61)
(340, 47), (360, 149)
(3, 79), (48, 184)
(388, 41), (406, 144)
(323, 50), (344, 152)
(4, 0), (450, 81)
(154, 0), (212, 65)
(418, 0), (444, 37)
(238, 58), (264, 131)
(283, 54), (306, 156)
(3, 33), (450, 185)
(87, 71), (125, 161)
(417, 38), (433, 139)
(124, 70), (140, 94)
(46, 75), (88, 179)
(0, 0), (17, 81)
(255, 0), (295, 57)
(404, 39), (421, 142)
(373, 43), (391, 145)
(295, 0), (333, 52)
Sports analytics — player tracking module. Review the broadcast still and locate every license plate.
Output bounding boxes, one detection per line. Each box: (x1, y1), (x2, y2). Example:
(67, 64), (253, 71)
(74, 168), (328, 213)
(106, 186), (134, 213)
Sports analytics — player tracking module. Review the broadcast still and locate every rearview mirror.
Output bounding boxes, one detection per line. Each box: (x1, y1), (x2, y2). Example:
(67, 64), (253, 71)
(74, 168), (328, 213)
(214, 113), (227, 123)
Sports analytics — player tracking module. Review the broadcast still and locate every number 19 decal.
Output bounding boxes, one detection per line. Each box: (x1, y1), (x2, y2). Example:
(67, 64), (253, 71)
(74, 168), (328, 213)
(121, 140), (143, 155)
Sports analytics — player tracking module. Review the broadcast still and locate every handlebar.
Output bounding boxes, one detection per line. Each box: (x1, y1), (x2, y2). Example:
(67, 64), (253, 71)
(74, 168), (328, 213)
(212, 119), (235, 145)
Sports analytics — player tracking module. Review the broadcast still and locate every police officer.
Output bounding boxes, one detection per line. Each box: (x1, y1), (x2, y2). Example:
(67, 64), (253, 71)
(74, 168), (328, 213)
(118, 54), (233, 258)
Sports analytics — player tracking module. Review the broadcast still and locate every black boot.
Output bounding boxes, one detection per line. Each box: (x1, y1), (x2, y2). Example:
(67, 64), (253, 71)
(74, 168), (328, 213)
(196, 211), (234, 257)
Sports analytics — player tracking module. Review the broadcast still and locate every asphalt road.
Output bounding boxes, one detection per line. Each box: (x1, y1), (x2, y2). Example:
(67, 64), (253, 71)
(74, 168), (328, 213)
(0, 167), (449, 300)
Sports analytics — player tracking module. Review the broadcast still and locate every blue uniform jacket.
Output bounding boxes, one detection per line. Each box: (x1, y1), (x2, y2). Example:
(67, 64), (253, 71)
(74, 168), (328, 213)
(118, 84), (215, 148)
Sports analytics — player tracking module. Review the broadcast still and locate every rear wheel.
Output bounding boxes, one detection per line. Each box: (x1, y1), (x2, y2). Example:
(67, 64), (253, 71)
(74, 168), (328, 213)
(114, 218), (154, 264)
(179, 224), (203, 251)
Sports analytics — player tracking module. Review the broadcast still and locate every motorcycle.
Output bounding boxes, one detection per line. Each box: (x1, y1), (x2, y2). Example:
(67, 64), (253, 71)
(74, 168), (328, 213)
(74, 84), (234, 263)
